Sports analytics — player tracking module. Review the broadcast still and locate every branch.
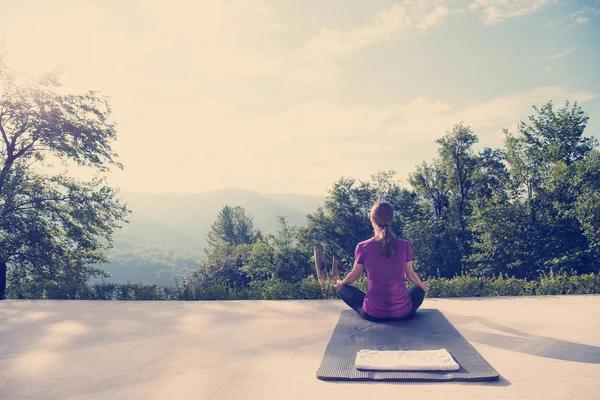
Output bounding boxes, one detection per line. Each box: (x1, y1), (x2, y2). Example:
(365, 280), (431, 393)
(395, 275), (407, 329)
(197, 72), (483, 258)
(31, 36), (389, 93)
(0, 119), (9, 150)
(9, 124), (28, 150)
(13, 138), (37, 159)
(1, 195), (69, 217)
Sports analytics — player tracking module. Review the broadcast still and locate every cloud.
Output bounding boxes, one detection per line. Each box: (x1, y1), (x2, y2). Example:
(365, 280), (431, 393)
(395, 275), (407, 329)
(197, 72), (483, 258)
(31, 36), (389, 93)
(468, 0), (557, 25)
(286, 1), (450, 87)
(418, 5), (451, 30)
(300, 2), (449, 61)
(104, 86), (595, 194)
(300, 5), (410, 60)
(532, 47), (576, 62)
(3, 1), (597, 195)
(569, 6), (600, 26)
(451, 86), (595, 145)
(0, 1), (451, 94)
(531, 47), (576, 73)
(1, 0), (287, 90)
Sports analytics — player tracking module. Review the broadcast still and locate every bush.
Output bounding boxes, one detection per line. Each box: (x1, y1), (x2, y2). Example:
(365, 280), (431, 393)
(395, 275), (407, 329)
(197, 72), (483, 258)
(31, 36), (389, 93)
(534, 270), (600, 295)
(426, 276), (489, 298)
(568, 272), (600, 294)
(6, 271), (600, 300)
(131, 284), (164, 300)
(194, 282), (230, 300)
(354, 276), (368, 292)
(423, 271), (600, 298)
(487, 274), (536, 296)
(299, 277), (322, 299)
(89, 282), (118, 300)
(260, 278), (301, 300)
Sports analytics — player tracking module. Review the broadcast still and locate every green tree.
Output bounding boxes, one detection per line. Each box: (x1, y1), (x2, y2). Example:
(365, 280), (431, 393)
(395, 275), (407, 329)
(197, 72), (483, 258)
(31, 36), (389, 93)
(244, 216), (311, 283)
(202, 205), (260, 290)
(407, 124), (480, 277)
(435, 123), (479, 258)
(520, 101), (594, 166)
(205, 206), (260, 251)
(269, 216), (311, 282)
(302, 172), (417, 272)
(469, 101), (599, 278)
(0, 55), (129, 299)
(409, 159), (450, 220)
(571, 150), (600, 260)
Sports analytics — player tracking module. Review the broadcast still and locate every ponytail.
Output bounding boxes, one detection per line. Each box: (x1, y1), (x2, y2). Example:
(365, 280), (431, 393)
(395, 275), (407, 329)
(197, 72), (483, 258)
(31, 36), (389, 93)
(370, 201), (396, 258)
(375, 224), (396, 258)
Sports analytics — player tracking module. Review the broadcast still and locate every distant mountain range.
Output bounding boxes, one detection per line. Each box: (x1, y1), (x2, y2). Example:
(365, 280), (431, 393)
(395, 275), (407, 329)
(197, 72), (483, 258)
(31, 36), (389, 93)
(101, 189), (325, 285)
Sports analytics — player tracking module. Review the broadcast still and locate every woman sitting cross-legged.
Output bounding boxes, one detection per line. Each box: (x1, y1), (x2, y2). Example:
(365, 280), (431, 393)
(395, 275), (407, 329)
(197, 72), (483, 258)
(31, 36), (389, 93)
(334, 201), (429, 322)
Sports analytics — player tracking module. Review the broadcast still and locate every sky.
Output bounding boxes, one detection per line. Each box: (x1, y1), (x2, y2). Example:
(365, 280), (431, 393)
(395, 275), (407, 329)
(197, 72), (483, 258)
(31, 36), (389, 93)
(1, 0), (599, 196)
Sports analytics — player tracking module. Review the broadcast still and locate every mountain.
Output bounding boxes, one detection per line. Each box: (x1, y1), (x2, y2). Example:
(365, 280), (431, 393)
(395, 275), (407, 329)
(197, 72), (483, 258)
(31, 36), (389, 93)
(100, 189), (325, 285)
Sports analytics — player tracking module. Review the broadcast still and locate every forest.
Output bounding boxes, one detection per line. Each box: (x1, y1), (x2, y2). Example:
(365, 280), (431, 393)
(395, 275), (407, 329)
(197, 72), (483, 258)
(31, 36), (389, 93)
(168, 100), (600, 300)
(1, 51), (599, 299)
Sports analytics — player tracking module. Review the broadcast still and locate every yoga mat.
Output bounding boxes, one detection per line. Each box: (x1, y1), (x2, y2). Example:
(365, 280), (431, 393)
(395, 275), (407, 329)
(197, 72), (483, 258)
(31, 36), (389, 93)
(316, 309), (499, 382)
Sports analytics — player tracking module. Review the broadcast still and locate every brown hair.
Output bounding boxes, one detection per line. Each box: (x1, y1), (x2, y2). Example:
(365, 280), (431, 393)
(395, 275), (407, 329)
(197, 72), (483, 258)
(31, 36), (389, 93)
(370, 201), (396, 258)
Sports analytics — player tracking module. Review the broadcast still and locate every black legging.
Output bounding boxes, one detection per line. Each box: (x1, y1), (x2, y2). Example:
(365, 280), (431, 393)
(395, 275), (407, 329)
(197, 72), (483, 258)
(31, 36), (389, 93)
(338, 285), (425, 322)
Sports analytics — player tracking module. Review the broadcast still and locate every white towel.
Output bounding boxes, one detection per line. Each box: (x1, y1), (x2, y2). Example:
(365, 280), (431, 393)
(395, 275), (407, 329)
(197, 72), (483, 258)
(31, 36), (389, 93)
(355, 349), (460, 371)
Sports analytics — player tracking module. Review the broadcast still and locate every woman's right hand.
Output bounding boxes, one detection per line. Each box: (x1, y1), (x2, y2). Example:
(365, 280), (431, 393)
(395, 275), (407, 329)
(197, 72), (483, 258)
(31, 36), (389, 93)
(334, 280), (344, 289)
(420, 282), (429, 292)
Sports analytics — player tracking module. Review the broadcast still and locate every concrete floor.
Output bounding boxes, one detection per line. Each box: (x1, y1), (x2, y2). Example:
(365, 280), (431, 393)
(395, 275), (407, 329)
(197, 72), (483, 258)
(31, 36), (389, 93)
(1, 296), (599, 400)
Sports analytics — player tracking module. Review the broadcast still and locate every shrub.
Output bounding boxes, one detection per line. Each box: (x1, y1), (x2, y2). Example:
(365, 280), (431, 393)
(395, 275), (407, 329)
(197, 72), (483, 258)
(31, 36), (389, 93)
(487, 274), (535, 296)
(130, 284), (164, 300)
(195, 282), (230, 300)
(299, 277), (322, 299)
(89, 282), (118, 300)
(354, 276), (368, 292)
(260, 278), (301, 300)
(7, 271), (600, 300)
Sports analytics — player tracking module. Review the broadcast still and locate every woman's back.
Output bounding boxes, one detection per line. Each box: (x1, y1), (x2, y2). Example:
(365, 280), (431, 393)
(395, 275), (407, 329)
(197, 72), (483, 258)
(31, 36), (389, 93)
(356, 237), (414, 318)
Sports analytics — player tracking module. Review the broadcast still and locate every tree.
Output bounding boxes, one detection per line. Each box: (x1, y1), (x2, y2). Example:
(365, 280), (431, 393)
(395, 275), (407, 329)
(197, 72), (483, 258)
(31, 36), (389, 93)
(302, 172), (417, 272)
(572, 150), (600, 259)
(201, 205), (261, 290)
(520, 101), (594, 166)
(243, 216), (312, 283)
(268, 216), (311, 282)
(204, 205), (261, 261)
(435, 123), (479, 253)
(409, 160), (450, 219)
(406, 125), (480, 277)
(0, 54), (129, 299)
(302, 177), (374, 266)
(468, 101), (599, 278)
(408, 160), (459, 278)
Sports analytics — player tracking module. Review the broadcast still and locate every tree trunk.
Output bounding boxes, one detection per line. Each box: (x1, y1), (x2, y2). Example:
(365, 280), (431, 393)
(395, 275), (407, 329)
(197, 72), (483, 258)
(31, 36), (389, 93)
(331, 257), (342, 282)
(0, 261), (7, 300)
(314, 245), (328, 281)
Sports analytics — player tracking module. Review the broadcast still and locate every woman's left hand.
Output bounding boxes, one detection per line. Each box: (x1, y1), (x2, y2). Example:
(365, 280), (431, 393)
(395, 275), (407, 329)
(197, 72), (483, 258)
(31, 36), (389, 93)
(334, 280), (344, 289)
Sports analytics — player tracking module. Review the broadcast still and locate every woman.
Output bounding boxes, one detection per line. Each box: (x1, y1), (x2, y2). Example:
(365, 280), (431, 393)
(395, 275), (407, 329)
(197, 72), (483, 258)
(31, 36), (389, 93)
(334, 201), (429, 321)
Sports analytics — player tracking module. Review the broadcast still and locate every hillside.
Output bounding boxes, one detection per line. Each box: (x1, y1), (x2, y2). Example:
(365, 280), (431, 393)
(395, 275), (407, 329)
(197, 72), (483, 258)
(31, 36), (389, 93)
(101, 189), (325, 285)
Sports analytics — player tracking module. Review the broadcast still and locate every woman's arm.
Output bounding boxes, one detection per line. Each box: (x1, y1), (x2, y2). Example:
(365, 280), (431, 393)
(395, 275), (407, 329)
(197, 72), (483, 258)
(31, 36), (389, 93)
(405, 261), (429, 291)
(335, 262), (364, 289)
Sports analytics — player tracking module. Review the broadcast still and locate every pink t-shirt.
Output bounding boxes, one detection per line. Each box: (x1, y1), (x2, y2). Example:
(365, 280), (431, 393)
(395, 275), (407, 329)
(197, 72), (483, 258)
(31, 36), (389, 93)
(355, 236), (414, 318)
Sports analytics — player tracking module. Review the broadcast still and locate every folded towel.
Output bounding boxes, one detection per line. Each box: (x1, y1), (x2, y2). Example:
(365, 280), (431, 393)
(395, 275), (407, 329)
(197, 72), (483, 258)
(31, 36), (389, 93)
(355, 349), (460, 371)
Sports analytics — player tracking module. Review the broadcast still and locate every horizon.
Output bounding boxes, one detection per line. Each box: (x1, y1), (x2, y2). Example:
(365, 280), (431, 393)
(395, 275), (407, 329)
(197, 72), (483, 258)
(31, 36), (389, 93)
(2, 0), (599, 196)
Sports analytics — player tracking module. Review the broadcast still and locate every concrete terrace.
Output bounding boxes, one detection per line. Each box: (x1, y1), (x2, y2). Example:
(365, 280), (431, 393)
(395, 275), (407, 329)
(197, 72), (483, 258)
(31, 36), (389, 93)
(1, 296), (599, 400)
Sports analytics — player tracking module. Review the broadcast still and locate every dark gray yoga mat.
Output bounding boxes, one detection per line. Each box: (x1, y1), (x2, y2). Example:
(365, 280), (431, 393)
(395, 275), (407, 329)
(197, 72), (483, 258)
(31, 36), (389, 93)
(316, 309), (499, 382)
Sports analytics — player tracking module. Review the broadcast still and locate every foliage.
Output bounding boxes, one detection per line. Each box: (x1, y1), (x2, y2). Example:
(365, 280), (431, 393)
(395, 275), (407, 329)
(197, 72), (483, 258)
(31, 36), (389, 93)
(205, 205), (260, 256)
(0, 54), (129, 299)
(7, 271), (599, 300)
(4, 90), (600, 301)
(300, 171), (418, 275)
